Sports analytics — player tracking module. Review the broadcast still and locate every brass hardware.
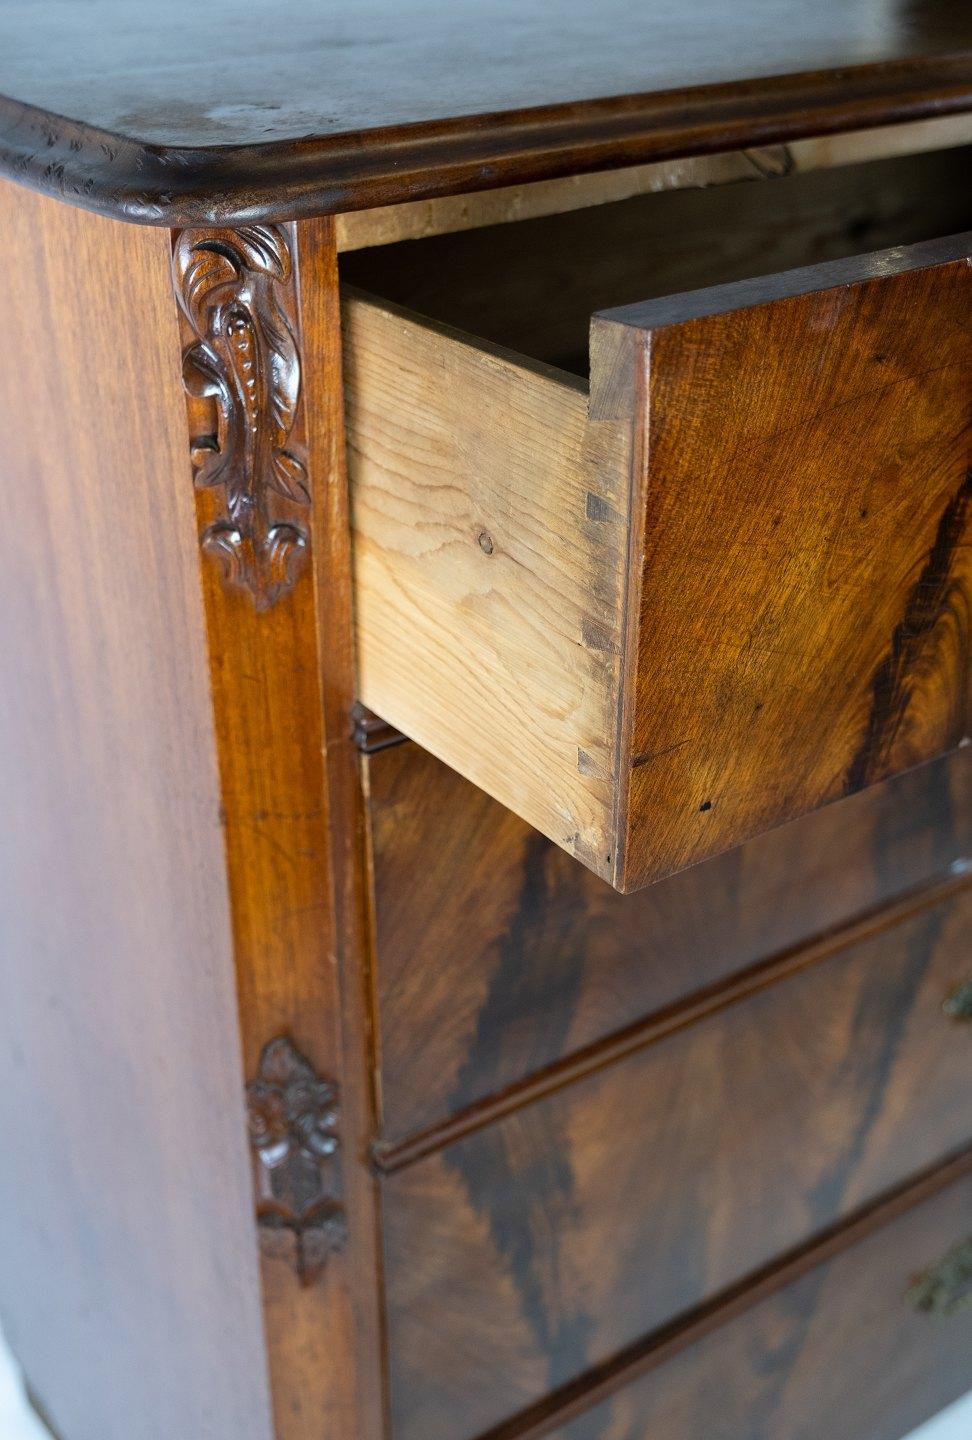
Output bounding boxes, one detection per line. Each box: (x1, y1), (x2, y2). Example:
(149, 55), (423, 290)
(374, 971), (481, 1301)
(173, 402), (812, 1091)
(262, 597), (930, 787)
(909, 1237), (972, 1318)
(943, 979), (972, 1020)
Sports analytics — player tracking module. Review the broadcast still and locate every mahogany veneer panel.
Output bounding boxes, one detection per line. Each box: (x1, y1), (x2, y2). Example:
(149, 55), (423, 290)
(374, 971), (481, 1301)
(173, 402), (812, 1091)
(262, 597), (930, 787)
(609, 242), (972, 886)
(0, 183), (273, 1440)
(546, 1155), (972, 1440)
(365, 745), (972, 1146)
(380, 882), (972, 1440)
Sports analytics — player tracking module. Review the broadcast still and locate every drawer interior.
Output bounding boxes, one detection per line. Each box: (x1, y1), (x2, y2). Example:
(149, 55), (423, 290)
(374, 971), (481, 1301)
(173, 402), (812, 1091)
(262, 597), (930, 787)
(343, 147), (972, 892)
(342, 146), (972, 377)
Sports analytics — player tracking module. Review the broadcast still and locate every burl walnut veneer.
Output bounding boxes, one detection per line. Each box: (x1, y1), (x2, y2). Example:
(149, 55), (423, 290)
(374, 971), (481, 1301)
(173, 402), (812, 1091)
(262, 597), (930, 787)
(0, 6), (970, 1440)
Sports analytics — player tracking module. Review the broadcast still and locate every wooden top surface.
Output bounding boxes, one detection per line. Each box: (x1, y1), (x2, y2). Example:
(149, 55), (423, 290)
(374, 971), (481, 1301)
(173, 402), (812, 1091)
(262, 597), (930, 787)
(0, 0), (970, 225)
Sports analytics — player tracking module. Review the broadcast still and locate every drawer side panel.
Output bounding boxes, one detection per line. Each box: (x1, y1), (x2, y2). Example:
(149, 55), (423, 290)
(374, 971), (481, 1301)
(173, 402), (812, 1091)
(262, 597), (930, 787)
(345, 294), (632, 878)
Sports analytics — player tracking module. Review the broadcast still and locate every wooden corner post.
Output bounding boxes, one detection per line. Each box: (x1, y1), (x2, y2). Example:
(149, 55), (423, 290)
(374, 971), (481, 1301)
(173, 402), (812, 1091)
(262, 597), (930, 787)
(170, 216), (386, 1440)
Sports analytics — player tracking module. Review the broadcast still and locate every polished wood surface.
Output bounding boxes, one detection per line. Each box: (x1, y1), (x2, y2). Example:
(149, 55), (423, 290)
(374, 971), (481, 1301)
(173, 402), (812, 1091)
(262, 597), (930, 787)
(610, 236), (972, 885)
(0, 2), (969, 222)
(347, 226), (972, 890)
(0, 182), (273, 1440)
(364, 744), (972, 1147)
(179, 216), (387, 1440)
(378, 878), (972, 1440)
(541, 1152), (972, 1440)
(0, 18), (969, 1440)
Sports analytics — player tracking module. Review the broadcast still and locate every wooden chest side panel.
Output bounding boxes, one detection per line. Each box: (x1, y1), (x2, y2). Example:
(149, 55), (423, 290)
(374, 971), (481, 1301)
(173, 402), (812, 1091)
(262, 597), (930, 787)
(618, 250), (972, 887)
(0, 185), (273, 1438)
(380, 883), (972, 1440)
(548, 1157), (972, 1440)
(366, 743), (971, 1145)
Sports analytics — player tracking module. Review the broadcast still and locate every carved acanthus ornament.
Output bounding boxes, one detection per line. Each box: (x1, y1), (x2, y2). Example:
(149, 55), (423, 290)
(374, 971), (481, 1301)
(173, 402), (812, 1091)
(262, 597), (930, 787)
(171, 225), (309, 610)
(246, 1037), (346, 1286)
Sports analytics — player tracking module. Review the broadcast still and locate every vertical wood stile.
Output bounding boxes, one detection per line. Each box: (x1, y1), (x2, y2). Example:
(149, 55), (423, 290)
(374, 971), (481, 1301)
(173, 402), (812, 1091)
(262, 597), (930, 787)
(171, 215), (387, 1440)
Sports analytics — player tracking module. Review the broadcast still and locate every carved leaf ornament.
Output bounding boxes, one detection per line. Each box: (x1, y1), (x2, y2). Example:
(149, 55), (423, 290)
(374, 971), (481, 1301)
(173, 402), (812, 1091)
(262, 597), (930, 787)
(172, 225), (309, 609)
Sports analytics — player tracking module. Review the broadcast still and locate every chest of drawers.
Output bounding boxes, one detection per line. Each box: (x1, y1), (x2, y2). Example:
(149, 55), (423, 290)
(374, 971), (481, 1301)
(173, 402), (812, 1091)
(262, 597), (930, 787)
(0, 5), (970, 1440)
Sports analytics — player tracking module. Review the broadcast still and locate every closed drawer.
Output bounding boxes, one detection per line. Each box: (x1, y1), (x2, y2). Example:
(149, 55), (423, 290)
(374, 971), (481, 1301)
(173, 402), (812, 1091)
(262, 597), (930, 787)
(367, 745), (972, 1145)
(546, 1152), (972, 1440)
(378, 881), (972, 1440)
(343, 176), (972, 893)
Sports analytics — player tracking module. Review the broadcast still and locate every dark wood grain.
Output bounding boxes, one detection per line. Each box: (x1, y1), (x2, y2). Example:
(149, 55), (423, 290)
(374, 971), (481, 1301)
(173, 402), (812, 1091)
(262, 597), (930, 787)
(364, 742), (972, 1146)
(0, 181), (274, 1440)
(0, 2), (969, 223)
(534, 1152), (972, 1440)
(379, 880), (972, 1440)
(607, 237), (972, 887)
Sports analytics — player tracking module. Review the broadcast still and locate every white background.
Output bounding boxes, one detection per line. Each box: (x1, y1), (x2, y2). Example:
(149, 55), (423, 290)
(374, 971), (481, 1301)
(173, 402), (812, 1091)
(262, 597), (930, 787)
(2, 1323), (970, 1439)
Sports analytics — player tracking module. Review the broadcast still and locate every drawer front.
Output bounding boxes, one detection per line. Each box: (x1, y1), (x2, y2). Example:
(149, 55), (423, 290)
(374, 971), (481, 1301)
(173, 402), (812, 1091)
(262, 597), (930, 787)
(547, 1155), (972, 1440)
(608, 238), (972, 890)
(367, 744), (972, 1145)
(380, 883), (972, 1440)
(346, 233), (971, 892)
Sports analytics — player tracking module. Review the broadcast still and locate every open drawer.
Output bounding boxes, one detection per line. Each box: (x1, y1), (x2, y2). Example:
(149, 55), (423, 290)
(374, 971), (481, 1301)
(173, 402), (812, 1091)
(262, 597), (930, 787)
(342, 154), (972, 892)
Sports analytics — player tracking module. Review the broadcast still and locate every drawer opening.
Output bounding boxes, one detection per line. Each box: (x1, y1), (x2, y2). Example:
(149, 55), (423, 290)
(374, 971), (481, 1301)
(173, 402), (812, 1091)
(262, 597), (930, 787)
(342, 146), (972, 379)
(342, 149), (971, 894)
